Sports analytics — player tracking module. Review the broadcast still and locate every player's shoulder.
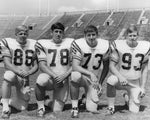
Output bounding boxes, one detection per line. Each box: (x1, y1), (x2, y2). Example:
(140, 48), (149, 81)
(27, 39), (37, 45)
(138, 40), (150, 47)
(97, 38), (109, 45)
(113, 39), (125, 45)
(63, 37), (74, 45)
(112, 39), (125, 48)
(1, 38), (16, 46)
(36, 39), (51, 45)
(73, 38), (85, 45)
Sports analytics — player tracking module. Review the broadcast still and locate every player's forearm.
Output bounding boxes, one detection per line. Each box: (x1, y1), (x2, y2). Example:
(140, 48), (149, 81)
(4, 61), (19, 74)
(28, 64), (38, 76)
(99, 59), (109, 85)
(110, 61), (124, 80)
(39, 61), (56, 78)
(140, 65), (148, 89)
(73, 65), (91, 77)
(64, 67), (72, 78)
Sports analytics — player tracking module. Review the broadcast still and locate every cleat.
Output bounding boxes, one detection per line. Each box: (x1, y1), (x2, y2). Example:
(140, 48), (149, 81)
(71, 107), (79, 118)
(106, 107), (115, 115)
(37, 108), (45, 117)
(1, 110), (10, 119)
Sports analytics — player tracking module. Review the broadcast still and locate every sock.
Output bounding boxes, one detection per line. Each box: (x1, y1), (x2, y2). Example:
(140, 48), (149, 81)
(37, 100), (45, 111)
(71, 100), (78, 108)
(2, 98), (10, 112)
(107, 97), (115, 109)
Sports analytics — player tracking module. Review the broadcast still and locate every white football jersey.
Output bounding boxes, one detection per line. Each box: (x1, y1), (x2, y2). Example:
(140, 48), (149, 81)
(35, 38), (74, 75)
(111, 40), (150, 80)
(1, 38), (37, 71)
(71, 38), (110, 79)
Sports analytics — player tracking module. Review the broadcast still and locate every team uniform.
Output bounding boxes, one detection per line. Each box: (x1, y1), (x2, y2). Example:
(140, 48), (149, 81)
(107, 39), (150, 112)
(35, 38), (73, 111)
(1, 38), (37, 110)
(71, 38), (110, 111)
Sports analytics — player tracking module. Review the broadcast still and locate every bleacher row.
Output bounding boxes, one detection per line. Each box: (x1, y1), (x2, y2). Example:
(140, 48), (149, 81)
(1, 9), (150, 41)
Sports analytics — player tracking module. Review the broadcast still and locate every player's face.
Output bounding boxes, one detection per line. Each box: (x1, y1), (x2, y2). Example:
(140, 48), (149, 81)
(85, 31), (98, 47)
(16, 31), (28, 45)
(52, 29), (64, 44)
(127, 31), (138, 42)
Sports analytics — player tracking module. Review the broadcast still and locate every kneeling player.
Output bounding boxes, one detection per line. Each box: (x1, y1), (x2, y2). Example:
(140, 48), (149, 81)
(1, 25), (38, 118)
(70, 25), (110, 118)
(35, 22), (73, 117)
(107, 24), (149, 114)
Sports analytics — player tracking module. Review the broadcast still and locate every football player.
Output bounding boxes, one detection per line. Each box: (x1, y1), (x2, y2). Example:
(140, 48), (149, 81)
(107, 24), (150, 114)
(1, 25), (38, 118)
(70, 25), (110, 118)
(35, 22), (73, 117)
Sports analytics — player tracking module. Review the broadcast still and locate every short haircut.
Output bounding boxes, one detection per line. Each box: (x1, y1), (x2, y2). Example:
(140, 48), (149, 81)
(51, 22), (65, 31)
(126, 24), (138, 35)
(84, 25), (98, 35)
(15, 25), (29, 35)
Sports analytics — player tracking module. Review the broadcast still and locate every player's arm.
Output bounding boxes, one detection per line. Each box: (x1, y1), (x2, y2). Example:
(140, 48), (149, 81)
(72, 58), (97, 83)
(110, 60), (128, 86)
(140, 60), (149, 90)
(3, 56), (24, 77)
(99, 43), (111, 85)
(109, 42), (128, 85)
(99, 58), (109, 85)
(39, 61), (57, 79)
(27, 57), (38, 76)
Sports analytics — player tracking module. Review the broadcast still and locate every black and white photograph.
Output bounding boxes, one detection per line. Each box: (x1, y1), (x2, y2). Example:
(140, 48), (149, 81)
(0, 0), (150, 119)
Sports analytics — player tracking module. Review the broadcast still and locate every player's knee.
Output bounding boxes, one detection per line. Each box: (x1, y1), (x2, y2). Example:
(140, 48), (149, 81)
(52, 99), (65, 112)
(4, 71), (16, 82)
(86, 99), (98, 112)
(70, 71), (81, 83)
(107, 75), (118, 86)
(36, 73), (49, 86)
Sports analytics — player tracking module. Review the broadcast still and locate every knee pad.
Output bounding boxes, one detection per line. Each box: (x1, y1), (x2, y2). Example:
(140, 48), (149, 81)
(107, 75), (118, 86)
(36, 73), (49, 86)
(70, 71), (81, 83)
(52, 99), (64, 112)
(4, 71), (16, 82)
(86, 99), (98, 112)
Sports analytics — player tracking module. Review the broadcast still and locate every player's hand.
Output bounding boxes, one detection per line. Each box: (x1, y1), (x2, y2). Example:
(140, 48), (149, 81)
(140, 88), (145, 98)
(119, 76), (128, 86)
(53, 74), (66, 88)
(89, 73), (98, 83)
(92, 83), (102, 98)
(17, 69), (29, 78)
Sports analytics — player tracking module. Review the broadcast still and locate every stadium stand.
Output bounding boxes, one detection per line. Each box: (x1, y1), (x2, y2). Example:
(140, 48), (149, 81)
(1, 9), (150, 41)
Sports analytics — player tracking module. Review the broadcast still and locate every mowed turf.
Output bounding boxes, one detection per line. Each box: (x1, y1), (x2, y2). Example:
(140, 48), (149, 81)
(0, 67), (150, 120)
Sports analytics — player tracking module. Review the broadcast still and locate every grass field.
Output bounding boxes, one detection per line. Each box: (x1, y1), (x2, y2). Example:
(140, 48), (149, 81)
(0, 68), (150, 120)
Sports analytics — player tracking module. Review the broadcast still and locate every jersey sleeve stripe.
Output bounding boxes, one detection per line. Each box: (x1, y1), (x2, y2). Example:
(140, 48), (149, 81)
(72, 41), (81, 53)
(145, 47), (150, 56)
(110, 58), (118, 63)
(38, 59), (47, 63)
(35, 42), (46, 53)
(1, 38), (11, 53)
(73, 57), (81, 61)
